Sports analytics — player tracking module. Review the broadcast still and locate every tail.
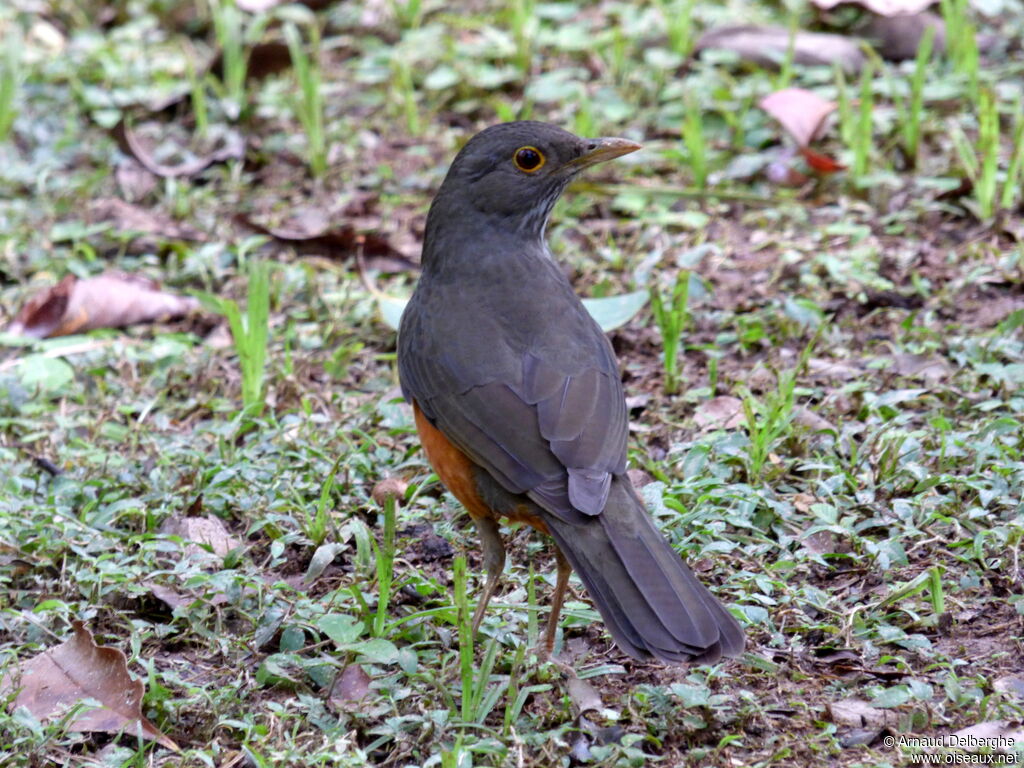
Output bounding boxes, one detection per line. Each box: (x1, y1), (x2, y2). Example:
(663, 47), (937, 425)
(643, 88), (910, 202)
(544, 477), (744, 664)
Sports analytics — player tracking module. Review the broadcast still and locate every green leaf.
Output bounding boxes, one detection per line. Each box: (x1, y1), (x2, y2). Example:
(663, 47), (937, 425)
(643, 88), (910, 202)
(16, 354), (74, 393)
(581, 290), (649, 331)
(377, 295), (408, 331)
(351, 637), (399, 664)
(318, 614), (363, 645)
(376, 290), (648, 333)
(871, 685), (910, 708)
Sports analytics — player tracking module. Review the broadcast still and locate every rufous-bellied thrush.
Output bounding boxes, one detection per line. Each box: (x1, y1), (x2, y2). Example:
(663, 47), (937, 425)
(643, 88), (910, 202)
(397, 121), (744, 663)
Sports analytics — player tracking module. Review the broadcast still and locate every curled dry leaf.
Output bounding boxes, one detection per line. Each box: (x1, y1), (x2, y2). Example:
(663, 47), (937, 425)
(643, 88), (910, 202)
(566, 676), (603, 715)
(696, 25), (866, 73)
(7, 272), (200, 339)
(811, 0), (935, 15)
(238, 208), (415, 267)
(112, 120), (245, 179)
(2, 621), (177, 750)
(759, 88), (839, 148)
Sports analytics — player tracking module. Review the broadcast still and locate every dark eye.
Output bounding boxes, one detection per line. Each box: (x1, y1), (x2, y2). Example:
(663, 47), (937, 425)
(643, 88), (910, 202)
(513, 146), (545, 172)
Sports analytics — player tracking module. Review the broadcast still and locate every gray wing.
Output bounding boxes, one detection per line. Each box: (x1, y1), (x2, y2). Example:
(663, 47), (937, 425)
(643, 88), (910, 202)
(398, 292), (627, 523)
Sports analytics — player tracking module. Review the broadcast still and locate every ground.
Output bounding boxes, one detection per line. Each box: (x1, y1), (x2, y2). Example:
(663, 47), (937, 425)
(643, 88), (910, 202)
(1, 1), (1024, 767)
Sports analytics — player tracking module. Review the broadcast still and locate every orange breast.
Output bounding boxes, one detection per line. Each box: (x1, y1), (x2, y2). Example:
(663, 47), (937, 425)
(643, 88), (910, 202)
(412, 401), (549, 535)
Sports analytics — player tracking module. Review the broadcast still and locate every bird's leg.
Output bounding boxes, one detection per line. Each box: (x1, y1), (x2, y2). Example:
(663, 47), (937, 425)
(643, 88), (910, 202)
(470, 515), (506, 634)
(541, 549), (572, 660)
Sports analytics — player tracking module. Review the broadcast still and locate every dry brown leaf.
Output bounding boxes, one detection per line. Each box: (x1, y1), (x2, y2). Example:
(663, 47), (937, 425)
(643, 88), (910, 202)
(238, 208), (415, 267)
(861, 12), (946, 60)
(811, 0), (935, 15)
(89, 198), (205, 242)
(994, 677), (1024, 698)
(112, 120), (245, 179)
(693, 396), (745, 431)
(114, 160), (159, 202)
(759, 88), (839, 147)
(828, 697), (899, 728)
(953, 720), (1024, 750)
(7, 272), (200, 339)
(696, 25), (866, 73)
(3, 621), (177, 750)
(891, 353), (952, 382)
(808, 357), (864, 380)
(567, 677), (603, 714)
(159, 515), (239, 559)
(792, 405), (836, 433)
(330, 665), (371, 706)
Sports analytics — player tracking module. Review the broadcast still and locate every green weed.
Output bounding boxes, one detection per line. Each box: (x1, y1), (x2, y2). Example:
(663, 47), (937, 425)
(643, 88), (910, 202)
(373, 494), (398, 637)
(851, 58), (875, 180)
(682, 96), (708, 188)
(284, 21), (328, 178)
(0, 26), (21, 141)
(649, 271), (692, 396)
(900, 26), (935, 165)
(209, 0), (248, 119)
(208, 258), (271, 420)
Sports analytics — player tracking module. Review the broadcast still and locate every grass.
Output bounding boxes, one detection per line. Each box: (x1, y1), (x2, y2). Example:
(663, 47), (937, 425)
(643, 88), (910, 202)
(649, 270), (692, 395)
(2, 0), (1024, 766)
(204, 256), (271, 421)
(284, 21), (329, 179)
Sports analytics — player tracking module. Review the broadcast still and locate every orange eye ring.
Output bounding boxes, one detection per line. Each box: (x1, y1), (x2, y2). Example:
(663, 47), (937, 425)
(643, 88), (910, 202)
(513, 146), (545, 173)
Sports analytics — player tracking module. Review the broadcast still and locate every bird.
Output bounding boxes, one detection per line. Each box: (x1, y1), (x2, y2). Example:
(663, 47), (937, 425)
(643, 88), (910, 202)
(397, 121), (744, 664)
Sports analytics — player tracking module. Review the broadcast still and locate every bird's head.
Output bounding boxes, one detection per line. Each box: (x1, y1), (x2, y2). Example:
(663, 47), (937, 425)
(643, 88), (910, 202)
(428, 121), (641, 239)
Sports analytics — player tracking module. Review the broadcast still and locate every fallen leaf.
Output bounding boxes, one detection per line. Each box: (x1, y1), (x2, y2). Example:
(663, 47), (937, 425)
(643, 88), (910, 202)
(329, 664), (371, 705)
(114, 160), (158, 202)
(303, 542), (345, 586)
(800, 146), (847, 173)
(808, 357), (864, 380)
(891, 353), (952, 382)
(811, 0), (935, 15)
(693, 396), (745, 431)
(994, 677), (1024, 698)
(159, 515), (239, 559)
(89, 198), (205, 243)
(145, 581), (194, 610)
(953, 721), (1024, 750)
(7, 273), (200, 339)
(861, 12), (946, 60)
(238, 209), (413, 266)
(112, 120), (245, 179)
(760, 88), (839, 147)
(2, 622), (177, 750)
(792, 405), (837, 433)
(839, 728), (884, 747)
(696, 25), (866, 73)
(828, 697), (899, 728)
(567, 677), (603, 714)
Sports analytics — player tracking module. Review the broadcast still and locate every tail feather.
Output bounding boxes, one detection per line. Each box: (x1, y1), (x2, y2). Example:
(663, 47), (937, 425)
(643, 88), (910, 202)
(545, 477), (744, 664)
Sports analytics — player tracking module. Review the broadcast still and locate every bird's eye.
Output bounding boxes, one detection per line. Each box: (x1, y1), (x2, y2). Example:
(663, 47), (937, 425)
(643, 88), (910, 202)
(513, 146), (545, 173)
